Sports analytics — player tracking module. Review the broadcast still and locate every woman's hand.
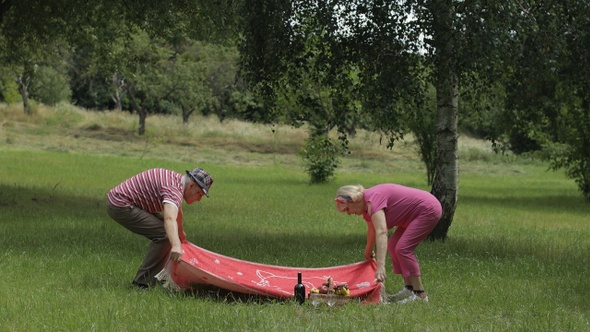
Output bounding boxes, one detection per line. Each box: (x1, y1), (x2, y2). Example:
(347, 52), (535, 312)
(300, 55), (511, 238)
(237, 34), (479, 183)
(364, 249), (375, 260)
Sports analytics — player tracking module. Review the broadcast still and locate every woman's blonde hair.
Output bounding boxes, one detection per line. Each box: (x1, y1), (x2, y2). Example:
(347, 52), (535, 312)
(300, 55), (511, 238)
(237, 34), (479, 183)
(336, 184), (365, 202)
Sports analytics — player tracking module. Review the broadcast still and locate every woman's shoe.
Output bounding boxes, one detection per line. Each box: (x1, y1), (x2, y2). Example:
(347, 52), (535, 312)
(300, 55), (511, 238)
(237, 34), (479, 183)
(386, 287), (413, 302)
(396, 293), (429, 304)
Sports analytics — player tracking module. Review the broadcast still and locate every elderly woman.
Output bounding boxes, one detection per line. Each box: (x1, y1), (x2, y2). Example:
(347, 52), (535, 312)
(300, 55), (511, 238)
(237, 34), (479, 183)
(335, 183), (442, 304)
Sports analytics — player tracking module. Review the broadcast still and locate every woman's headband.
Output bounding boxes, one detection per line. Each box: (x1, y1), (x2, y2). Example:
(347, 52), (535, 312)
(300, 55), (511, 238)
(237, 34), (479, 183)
(334, 195), (352, 203)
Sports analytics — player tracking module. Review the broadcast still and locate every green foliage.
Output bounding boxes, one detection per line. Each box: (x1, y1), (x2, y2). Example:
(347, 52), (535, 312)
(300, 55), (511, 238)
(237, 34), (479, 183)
(298, 134), (343, 183)
(459, 78), (506, 140)
(239, 0), (369, 136)
(0, 0), (244, 126)
(159, 45), (213, 122)
(497, 1), (590, 201)
(537, 103), (590, 201)
(192, 42), (240, 121)
(229, 89), (266, 122)
(0, 67), (21, 103)
(29, 66), (72, 105)
(240, 2), (367, 183)
(405, 85), (437, 185)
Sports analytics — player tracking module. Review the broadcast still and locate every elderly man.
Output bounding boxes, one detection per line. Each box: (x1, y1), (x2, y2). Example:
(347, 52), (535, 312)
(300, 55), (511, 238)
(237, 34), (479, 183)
(106, 167), (213, 289)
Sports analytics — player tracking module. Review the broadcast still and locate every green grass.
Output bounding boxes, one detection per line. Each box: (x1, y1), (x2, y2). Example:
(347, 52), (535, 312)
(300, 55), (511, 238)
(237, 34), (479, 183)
(1, 104), (589, 331)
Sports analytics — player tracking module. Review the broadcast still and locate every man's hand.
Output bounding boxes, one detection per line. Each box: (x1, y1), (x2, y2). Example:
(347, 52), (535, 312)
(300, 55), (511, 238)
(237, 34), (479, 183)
(364, 249), (375, 260)
(170, 245), (184, 262)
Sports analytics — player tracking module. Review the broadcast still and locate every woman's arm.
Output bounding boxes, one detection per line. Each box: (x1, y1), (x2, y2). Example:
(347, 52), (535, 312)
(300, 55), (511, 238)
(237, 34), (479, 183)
(370, 209), (388, 282)
(365, 221), (376, 260)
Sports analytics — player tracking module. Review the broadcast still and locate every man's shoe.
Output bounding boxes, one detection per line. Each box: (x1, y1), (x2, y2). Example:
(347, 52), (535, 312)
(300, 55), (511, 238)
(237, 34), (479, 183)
(132, 281), (150, 289)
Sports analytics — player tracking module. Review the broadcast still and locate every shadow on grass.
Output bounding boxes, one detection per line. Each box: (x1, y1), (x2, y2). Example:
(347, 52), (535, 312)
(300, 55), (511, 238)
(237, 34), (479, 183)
(179, 283), (285, 305)
(0, 184), (138, 254)
(0, 184), (364, 265)
(0, 184), (103, 216)
(222, 174), (309, 187)
(459, 193), (589, 215)
(4, 183), (588, 315)
(431, 234), (589, 264)
(3, 182), (588, 263)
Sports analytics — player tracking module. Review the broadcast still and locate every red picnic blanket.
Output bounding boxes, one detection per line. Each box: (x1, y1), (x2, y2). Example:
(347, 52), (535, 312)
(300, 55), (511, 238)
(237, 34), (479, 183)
(158, 241), (384, 304)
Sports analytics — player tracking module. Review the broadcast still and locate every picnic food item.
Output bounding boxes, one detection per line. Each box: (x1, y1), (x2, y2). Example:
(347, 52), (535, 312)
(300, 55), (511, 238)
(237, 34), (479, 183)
(313, 277), (351, 294)
(294, 272), (305, 304)
(308, 276), (351, 307)
(334, 283), (350, 296)
(318, 277), (334, 294)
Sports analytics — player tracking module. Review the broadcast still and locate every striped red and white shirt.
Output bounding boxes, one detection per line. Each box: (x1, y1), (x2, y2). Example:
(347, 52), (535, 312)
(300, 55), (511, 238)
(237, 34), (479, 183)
(107, 168), (184, 212)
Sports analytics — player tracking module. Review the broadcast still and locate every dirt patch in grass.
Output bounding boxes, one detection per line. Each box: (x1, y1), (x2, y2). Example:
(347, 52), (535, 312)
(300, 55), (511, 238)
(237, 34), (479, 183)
(76, 126), (136, 142)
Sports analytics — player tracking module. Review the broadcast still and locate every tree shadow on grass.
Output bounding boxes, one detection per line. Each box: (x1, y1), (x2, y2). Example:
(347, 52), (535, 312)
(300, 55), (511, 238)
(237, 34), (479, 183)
(4, 184), (588, 315)
(178, 283), (285, 305)
(0, 183), (104, 215)
(0, 184), (141, 254)
(4, 182), (588, 266)
(459, 193), (590, 215)
(429, 234), (589, 264)
(0, 183), (366, 265)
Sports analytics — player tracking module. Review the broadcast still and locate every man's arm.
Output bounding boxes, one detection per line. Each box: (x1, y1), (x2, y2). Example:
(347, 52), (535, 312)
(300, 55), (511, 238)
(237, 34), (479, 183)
(163, 203), (183, 261)
(176, 208), (186, 242)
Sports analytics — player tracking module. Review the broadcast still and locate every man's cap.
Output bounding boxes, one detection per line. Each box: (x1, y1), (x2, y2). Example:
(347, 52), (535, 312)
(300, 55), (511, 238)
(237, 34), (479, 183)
(186, 168), (213, 197)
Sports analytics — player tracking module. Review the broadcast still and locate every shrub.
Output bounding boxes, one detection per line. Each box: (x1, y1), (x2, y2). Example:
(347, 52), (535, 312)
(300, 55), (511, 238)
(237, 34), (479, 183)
(298, 134), (343, 183)
(30, 66), (72, 106)
(0, 71), (21, 104)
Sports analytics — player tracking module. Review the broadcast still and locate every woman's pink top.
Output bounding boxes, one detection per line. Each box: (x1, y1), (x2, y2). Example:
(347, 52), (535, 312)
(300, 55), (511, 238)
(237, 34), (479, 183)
(362, 184), (442, 229)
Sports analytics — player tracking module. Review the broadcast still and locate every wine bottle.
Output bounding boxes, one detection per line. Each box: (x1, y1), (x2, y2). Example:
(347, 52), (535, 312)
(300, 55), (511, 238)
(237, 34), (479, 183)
(294, 272), (305, 304)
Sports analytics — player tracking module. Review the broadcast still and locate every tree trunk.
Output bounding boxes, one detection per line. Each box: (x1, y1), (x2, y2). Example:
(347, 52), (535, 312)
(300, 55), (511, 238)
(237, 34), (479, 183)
(428, 0), (459, 241)
(138, 108), (146, 135)
(127, 87), (146, 136)
(111, 73), (123, 112)
(182, 105), (190, 124)
(16, 75), (31, 114)
(429, 72), (459, 241)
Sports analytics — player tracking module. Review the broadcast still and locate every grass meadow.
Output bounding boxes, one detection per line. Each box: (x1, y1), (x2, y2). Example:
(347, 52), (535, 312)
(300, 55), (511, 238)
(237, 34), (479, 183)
(1, 104), (589, 331)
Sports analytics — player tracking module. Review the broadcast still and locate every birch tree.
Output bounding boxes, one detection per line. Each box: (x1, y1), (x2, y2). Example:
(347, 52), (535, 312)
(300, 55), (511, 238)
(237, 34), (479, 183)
(239, 0), (529, 239)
